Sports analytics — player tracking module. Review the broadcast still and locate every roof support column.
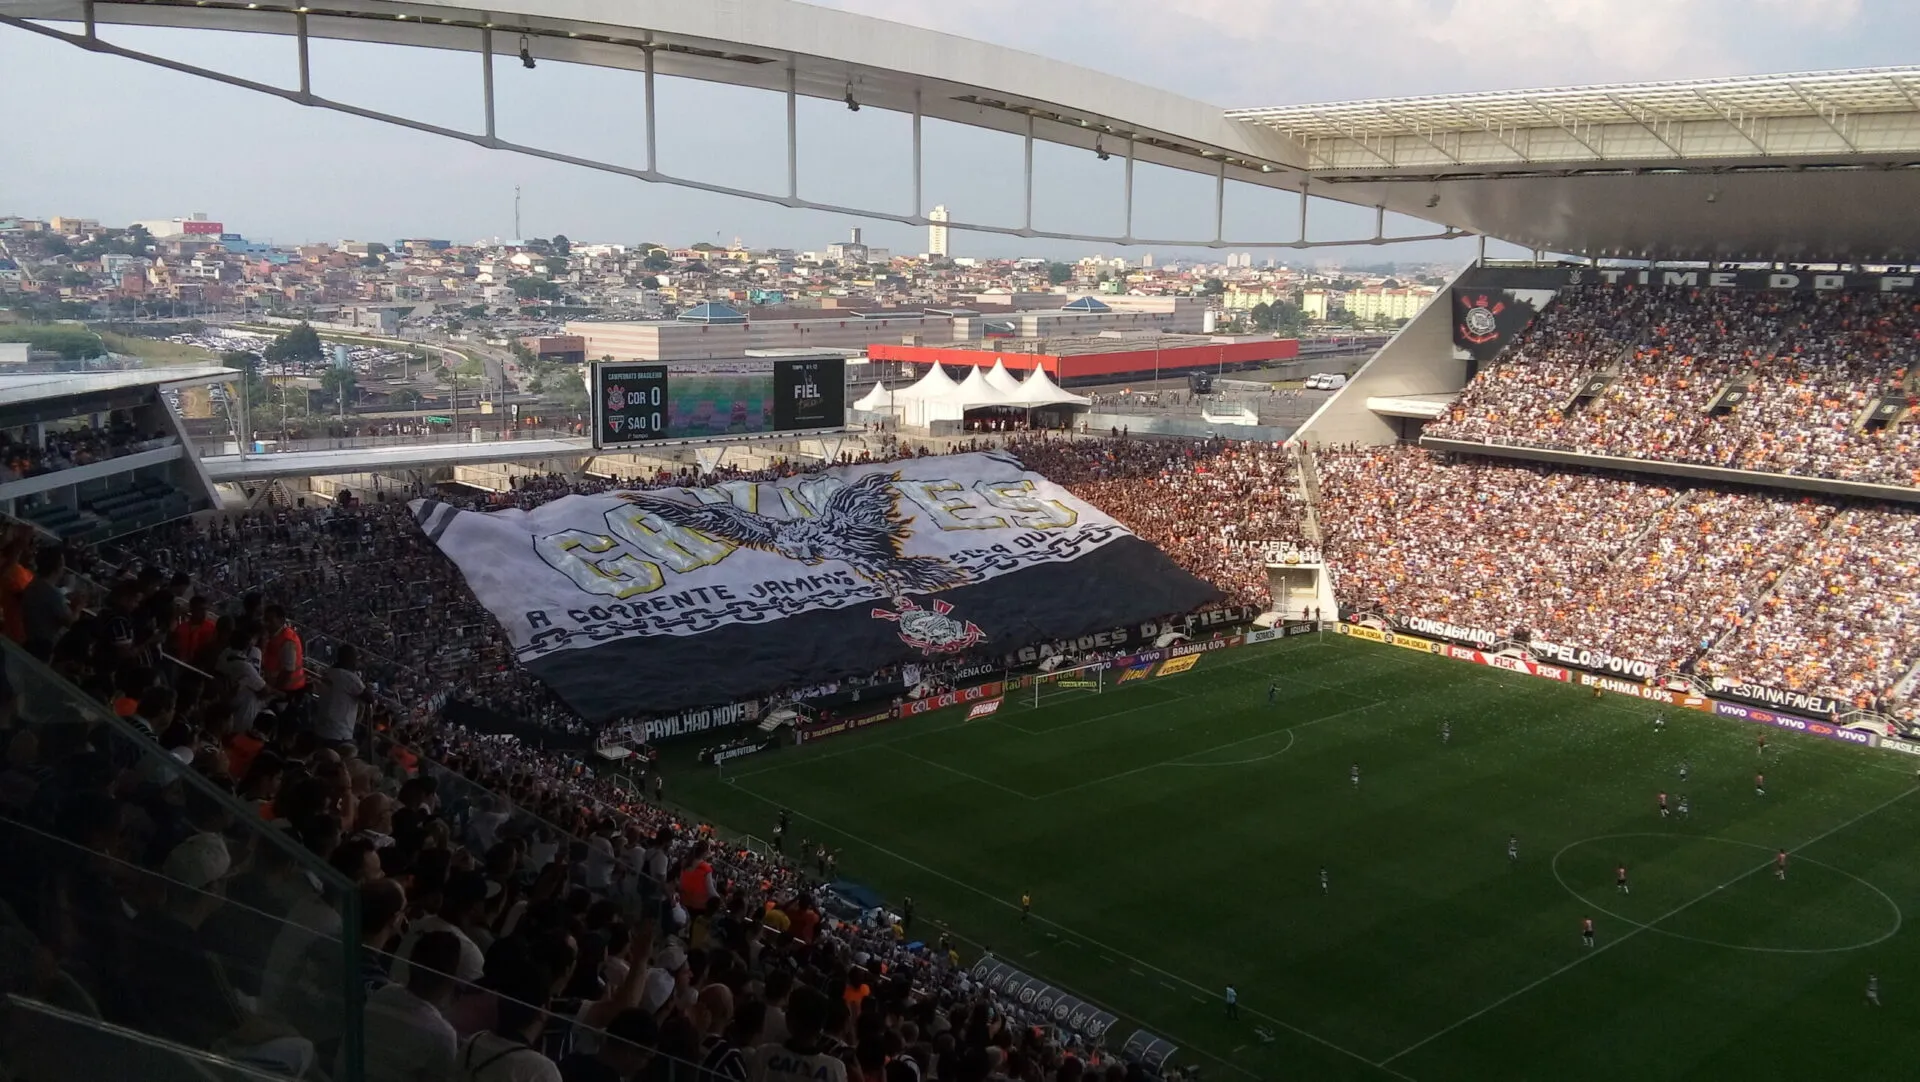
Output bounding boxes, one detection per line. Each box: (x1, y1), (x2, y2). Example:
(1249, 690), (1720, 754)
(296, 11), (310, 100)
(1214, 160), (1226, 243)
(1123, 138), (1135, 242)
(643, 45), (657, 173)
(1298, 182), (1309, 244)
(1023, 115), (1034, 232)
(785, 66), (798, 201)
(911, 90), (922, 216)
(82, 0), (94, 39)
(481, 27), (495, 143)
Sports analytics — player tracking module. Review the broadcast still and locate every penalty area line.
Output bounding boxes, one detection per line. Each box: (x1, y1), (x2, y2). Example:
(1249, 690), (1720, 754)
(719, 777), (1412, 1082)
(1382, 784), (1920, 1067)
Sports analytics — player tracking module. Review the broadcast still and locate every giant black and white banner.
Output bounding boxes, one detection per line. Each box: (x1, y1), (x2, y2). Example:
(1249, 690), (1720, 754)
(413, 451), (1221, 721)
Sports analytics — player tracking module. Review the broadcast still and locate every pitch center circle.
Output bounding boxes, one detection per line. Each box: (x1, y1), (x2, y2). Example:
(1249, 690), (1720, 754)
(1550, 832), (1902, 954)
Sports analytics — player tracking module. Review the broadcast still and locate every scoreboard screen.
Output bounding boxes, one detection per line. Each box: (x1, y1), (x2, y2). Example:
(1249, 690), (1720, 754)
(592, 358), (845, 448)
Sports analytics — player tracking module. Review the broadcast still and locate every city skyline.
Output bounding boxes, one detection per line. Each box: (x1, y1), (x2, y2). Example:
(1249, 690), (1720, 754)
(4, 0), (1914, 261)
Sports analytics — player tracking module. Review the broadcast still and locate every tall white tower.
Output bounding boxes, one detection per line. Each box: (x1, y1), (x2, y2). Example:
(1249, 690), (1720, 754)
(928, 205), (950, 258)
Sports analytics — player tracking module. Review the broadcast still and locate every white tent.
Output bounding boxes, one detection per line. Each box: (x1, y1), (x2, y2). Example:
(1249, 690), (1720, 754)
(893, 363), (966, 426)
(852, 381), (895, 413)
(1008, 365), (1091, 407)
(983, 359), (1025, 396)
(954, 365), (1017, 408)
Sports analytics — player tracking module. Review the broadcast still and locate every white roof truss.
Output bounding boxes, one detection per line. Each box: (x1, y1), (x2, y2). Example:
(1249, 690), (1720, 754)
(1230, 66), (1920, 171)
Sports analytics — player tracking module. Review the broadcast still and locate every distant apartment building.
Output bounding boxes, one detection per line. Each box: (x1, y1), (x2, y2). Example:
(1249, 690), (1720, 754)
(928, 205), (950, 257)
(1344, 285), (1437, 323)
(134, 213), (223, 239)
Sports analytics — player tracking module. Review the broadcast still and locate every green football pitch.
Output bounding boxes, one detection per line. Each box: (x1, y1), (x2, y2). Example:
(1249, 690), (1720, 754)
(666, 635), (1920, 1081)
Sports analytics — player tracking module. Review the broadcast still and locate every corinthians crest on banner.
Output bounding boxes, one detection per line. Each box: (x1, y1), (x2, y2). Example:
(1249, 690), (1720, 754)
(412, 451), (1221, 721)
(1450, 286), (1558, 364)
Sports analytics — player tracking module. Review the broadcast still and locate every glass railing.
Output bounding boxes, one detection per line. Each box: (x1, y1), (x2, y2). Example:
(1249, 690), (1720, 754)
(0, 637), (365, 1080)
(5, 995), (298, 1082)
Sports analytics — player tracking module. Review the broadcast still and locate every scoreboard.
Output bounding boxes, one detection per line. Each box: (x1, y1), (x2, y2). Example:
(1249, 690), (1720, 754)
(592, 358), (846, 448)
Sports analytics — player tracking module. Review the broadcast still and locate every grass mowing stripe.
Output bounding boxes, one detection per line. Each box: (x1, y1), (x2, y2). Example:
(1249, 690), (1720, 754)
(1382, 783), (1920, 1066)
(885, 744), (1038, 800)
(721, 768), (1416, 1082)
(674, 636), (1920, 1080)
(1032, 697), (1386, 799)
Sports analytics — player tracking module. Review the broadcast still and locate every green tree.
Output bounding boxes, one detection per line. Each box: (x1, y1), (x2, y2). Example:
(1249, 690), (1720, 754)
(643, 253), (674, 272)
(1249, 301), (1273, 331)
(1047, 262), (1074, 286)
(1201, 277), (1226, 296)
(320, 365), (357, 410)
(508, 277), (562, 301)
(59, 269), (93, 287)
(550, 234), (571, 257)
(264, 321), (324, 365)
(545, 256), (569, 277)
(389, 387), (422, 410)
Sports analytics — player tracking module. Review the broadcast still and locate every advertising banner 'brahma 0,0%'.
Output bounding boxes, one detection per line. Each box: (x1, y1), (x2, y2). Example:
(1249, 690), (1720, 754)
(413, 451), (1220, 721)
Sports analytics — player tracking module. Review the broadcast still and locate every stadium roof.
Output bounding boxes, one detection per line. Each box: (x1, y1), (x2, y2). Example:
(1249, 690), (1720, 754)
(0, 364), (235, 408)
(1229, 67), (1920, 170)
(1226, 67), (1920, 262)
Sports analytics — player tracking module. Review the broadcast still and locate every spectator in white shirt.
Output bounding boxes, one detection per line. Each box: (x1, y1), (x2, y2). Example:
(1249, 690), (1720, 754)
(393, 870), (491, 986)
(316, 643), (373, 744)
(456, 952), (563, 1082)
(359, 929), (461, 1082)
(217, 626), (269, 732)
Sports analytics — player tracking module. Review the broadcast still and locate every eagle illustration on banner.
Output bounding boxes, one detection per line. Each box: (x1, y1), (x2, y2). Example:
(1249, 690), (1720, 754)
(622, 470), (969, 593)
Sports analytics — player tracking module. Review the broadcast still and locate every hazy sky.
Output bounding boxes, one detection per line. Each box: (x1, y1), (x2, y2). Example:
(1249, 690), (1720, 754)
(2, 0), (1910, 264)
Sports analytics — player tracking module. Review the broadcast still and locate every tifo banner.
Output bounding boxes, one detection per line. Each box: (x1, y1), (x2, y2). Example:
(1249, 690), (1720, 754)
(1450, 287), (1557, 363)
(414, 452), (1220, 721)
(1007, 605), (1258, 666)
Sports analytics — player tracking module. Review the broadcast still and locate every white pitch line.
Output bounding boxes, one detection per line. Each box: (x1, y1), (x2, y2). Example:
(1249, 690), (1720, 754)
(721, 780), (1412, 1081)
(1382, 784), (1920, 1067)
(885, 745), (1037, 800)
(1033, 698), (1385, 800)
(1001, 685), (1196, 737)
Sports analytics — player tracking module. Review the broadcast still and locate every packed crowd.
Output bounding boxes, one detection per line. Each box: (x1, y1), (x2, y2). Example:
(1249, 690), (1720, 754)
(0, 432), (1292, 1081)
(1009, 435), (1301, 607)
(0, 490), (1174, 1082)
(0, 413), (174, 481)
(1315, 445), (1920, 714)
(1429, 285), (1920, 486)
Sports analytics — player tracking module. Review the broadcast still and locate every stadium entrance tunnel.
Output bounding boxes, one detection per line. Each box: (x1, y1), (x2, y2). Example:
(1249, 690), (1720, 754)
(1552, 833), (1901, 954)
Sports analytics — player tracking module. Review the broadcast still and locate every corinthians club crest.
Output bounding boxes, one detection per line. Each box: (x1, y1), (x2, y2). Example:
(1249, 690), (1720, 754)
(872, 595), (984, 655)
(1457, 293), (1505, 345)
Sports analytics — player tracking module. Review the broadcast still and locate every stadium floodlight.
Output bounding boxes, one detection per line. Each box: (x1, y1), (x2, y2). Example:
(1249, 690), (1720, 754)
(519, 35), (536, 69)
(845, 83), (860, 112)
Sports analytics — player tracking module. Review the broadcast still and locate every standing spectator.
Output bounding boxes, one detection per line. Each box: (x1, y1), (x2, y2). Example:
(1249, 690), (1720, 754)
(316, 643), (373, 745)
(359, 928), (462, 1082)
(748, 987), (847, 1082)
